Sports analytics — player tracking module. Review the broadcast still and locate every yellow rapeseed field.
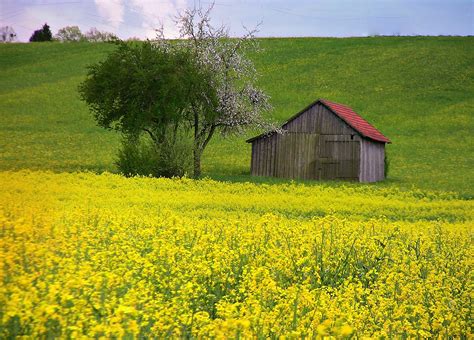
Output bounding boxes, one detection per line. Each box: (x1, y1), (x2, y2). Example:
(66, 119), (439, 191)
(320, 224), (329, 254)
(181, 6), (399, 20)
(0, 171), (472, 338)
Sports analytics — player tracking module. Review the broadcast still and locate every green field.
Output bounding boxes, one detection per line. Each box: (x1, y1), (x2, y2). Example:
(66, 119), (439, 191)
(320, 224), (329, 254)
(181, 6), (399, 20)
(1, 37), (473, 337)
(1, 37), (473, 195)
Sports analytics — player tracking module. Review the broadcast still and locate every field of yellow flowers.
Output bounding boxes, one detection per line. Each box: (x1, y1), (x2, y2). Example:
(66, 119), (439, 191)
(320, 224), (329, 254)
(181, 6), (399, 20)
(0, 170), (472, 338)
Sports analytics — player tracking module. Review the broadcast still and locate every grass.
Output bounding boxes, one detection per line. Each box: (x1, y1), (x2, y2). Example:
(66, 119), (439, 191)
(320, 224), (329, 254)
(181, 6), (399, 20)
(0, 37), (473, 194)
(0, 37), (472, 338)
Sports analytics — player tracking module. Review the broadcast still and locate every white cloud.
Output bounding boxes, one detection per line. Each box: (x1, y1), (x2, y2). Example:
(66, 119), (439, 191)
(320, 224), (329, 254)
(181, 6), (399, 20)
(94, 0), (125, 28)
(129, 0), (187, 39)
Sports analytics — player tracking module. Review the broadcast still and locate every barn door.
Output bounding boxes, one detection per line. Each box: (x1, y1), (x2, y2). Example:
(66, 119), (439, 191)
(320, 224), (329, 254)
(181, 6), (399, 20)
(275, 133), (319, 179)
(318, 136), (360, 181)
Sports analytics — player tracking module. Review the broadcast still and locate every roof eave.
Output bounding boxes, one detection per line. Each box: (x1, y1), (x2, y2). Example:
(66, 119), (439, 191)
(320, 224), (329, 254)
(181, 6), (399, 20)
(246, 131), (273, 143)
(362, 135), (391, 144)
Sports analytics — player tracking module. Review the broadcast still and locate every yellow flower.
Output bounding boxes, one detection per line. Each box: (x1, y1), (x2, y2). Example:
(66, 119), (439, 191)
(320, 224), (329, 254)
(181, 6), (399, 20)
(339, 325), (354, 336)
(0, 170), (471, 338)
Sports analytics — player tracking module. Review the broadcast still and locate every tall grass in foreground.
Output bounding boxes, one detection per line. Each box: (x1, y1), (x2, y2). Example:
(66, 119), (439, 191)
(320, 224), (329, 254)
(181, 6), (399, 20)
(0, 171), (472, 337)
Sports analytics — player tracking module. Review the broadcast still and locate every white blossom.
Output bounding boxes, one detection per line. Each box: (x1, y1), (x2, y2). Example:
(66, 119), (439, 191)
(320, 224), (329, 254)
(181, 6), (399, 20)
(151, 2), (279, 176)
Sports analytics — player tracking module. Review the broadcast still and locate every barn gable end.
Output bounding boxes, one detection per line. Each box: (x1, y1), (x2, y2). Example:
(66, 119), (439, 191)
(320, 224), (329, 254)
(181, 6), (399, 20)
(248, 99), (390, 182)
(283, 102), (358, 135)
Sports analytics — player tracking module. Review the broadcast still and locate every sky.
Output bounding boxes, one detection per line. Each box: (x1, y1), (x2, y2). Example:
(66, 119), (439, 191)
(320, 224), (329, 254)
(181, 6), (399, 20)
(1, 0), (473, 42)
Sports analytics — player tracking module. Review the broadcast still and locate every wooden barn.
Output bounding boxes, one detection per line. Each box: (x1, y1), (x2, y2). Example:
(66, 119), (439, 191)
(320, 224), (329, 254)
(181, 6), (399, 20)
(247, 99), (391, 182)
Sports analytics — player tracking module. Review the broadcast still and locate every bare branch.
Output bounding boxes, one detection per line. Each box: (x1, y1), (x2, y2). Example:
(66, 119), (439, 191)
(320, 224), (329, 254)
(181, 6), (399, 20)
(143, 128), (157, 143)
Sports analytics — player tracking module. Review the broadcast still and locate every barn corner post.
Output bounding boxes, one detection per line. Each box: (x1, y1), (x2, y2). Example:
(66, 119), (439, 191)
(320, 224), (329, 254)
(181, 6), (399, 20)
(247, 99), (391, 183)
(249, 142), (255, 176)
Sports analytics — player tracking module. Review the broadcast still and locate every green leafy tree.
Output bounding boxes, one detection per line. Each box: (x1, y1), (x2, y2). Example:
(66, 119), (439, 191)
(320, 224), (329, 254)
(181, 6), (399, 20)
(79, 40), (216, 176)
(29, 23), (52, 42)
(80, 5), (273, 178)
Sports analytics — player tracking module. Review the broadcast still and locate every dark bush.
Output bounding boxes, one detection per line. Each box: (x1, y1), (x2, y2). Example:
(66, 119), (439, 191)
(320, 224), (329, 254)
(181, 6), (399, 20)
(156, 135), (193, 178)
(116, 135), (192, 178)
(29, 23), (52, 42)
(116, 137), (158, 177)
(384, 150), (390, 178)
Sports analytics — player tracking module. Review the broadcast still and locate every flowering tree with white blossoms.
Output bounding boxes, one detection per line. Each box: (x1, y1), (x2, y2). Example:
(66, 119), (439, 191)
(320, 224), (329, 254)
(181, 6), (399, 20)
(155, 4), (275, 178)
(55, 26), (84, 42)
(0, 26), (17, 43)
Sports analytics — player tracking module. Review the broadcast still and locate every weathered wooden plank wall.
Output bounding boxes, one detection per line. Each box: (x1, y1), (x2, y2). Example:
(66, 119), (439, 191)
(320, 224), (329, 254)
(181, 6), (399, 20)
(359, 139), (385, 182)
(320, 135), (360, 181)
(284, 104), (356, 135)
(274, 133), (319, 179)
(249, 102), (386, 182)
(251, 134), (278, 177)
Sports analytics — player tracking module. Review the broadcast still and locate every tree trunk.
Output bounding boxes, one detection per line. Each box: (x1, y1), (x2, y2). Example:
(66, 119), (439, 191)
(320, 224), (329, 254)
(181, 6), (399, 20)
(193, 147), (201, 179)
(193, 108), (201, 179)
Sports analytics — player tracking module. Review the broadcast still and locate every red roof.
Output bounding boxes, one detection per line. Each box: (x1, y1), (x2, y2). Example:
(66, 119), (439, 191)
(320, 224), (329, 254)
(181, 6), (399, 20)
(246, 99), (390, 143)
(319, 99), (391, 143)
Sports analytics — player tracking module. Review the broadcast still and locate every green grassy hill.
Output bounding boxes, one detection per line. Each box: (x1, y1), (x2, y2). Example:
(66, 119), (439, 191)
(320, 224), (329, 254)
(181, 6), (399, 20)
(1, 37), (473, 195)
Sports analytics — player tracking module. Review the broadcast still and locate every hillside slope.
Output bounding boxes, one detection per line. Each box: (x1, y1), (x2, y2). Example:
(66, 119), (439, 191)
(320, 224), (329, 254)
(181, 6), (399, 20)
(0, 37), (473, 194)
